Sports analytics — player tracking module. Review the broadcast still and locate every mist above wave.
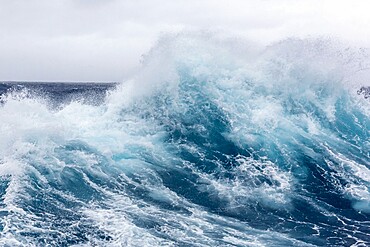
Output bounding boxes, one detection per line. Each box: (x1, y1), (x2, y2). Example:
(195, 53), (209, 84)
(0, 32), (369, 246)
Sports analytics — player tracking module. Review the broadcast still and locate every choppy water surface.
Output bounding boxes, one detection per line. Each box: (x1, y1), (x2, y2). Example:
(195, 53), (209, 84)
(0, 33), (369, 246)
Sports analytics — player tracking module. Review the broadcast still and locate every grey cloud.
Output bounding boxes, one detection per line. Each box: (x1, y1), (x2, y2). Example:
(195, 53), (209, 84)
(0, 0), (369, 81)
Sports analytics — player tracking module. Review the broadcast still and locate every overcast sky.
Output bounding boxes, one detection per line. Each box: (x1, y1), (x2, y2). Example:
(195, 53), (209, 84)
(1, 0), (370, 82)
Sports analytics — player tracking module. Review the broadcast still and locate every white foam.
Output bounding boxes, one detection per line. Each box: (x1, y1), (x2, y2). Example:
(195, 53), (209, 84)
(324, 145), (370, 212)
(0, 32), (369, 245)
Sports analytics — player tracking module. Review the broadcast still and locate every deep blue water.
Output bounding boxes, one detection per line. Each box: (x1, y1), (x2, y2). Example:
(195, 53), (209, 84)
(0, 82), (116, 108)
(0, 35), (369, 246)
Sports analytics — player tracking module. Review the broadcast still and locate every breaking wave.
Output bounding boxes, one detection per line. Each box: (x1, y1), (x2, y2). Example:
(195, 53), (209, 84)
(0, 32), (369, 246)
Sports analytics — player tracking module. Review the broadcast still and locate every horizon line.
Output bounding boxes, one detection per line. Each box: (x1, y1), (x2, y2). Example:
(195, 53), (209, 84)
(0, 80), (120, 84)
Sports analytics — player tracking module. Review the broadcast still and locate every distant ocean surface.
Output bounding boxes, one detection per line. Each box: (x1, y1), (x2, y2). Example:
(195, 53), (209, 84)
(0, 34), (369, 246)
(0, 82), (117, 108)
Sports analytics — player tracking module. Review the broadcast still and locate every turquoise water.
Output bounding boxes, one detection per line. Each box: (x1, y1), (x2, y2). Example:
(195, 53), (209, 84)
(0, 34), (369, 246)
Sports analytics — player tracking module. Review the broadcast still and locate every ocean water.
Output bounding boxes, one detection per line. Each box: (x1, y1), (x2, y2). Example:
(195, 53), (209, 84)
(0, 33), (369, 246)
